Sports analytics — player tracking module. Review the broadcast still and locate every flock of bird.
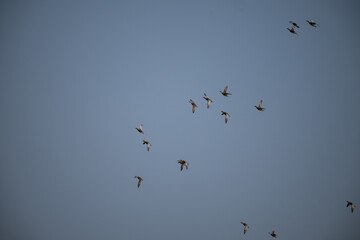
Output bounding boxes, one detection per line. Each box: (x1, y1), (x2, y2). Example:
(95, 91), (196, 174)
(287, 19), (319, 35)
(131, 19), (357, 239)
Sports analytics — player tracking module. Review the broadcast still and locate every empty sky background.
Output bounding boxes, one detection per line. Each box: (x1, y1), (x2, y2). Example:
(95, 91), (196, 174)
(1, 0), (360, 239)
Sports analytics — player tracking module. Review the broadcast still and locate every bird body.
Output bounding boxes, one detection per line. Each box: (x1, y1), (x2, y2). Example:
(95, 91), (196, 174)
(143, 140), (151, 151)
(289, 21), (300, 28)
(203, 93), (213, 109)
(241, 222), (249, 234)
(287, 26), (298, 35)
(307, 20), (318, 27)
(220, 86), (232, 97)
(134, 176), (143, 188)
(178, 160), (189, 171)
(269, 230), (277, 238)
(346, 201), (356, 213)
(189, 99), (198, 113)
(255, 100), (265, 111)
(136, 124), (144, 134)
(221, 111), (230, 124)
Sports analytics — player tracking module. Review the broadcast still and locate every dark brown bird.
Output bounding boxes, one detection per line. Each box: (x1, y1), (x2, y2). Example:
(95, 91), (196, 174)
(306, 20), (318, 27)
(241, 222), (249, 234)
(269, 230), (277, 238)
(143, 140), (151, 151)
(135, 124), (144, 134)
(219, 85), (232, 97)
(189, 99), (198, 113)
(178, 160), (189, 171)
(287, 26), (298, 35)
(203, 93), (213, 109)
(134, 176), (143, 188)
(221, 111), (230, 124)
(346, 201), (356, 213)
(255, 100), (265, 111)
(289, 21), (300, 28)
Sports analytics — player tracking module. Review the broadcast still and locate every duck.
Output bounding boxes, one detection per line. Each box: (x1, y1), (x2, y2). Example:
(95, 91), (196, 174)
(134, 176), (143, 188)
(135, 124), (144, 134)
(255, 100), (265, 111)
(178, 160), (189, 171)
(346, 201), (356, 213)
(269, 230), (277, 238)
(289, 21), (300, 28)
(240, 222), (249, 234)
(143, 140), (151, 151)
(219, 86), (232, 97)
(287, 26), (298, 35)
(306, 20), (318, 27)
(189, 99), (198, 113)
(221, 111), (230, 124)
(203, 93), (213, 109)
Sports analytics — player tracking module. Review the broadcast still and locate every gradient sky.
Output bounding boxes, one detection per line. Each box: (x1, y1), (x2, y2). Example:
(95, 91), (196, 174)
(1, 0), (360, 239)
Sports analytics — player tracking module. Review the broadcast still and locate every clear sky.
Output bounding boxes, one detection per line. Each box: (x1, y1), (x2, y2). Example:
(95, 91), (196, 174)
(1, 0), (360, 239)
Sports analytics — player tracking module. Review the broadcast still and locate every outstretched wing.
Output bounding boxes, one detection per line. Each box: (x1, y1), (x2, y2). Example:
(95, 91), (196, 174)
(207, 100), (210, 108)
(180, 164), (183, 171)
(259, 100), (263, 108)
(138, 179), (142, 188)
(225, 114), (229, 123)
(224, 86), (228, 93)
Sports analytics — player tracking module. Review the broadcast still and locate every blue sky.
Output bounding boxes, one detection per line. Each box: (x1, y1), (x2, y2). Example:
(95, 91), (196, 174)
(1, 0), (360, 239)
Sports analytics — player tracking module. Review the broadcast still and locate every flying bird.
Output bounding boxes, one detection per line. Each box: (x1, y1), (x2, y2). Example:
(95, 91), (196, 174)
(255, 100), (265, 111)
(189, 99), (198, 113)
(134, 176), (143, 188)
(143, 140), (151, 151)
(219, 86), (232, 97)
(178, 160), (189, 171)
(269, 230), (277, 238)
(203, 93), (213, 109)
(241, 222), (249, 234)
(287, 26), (298, 35)
(221, 111), (230, 124)
(135, 124), (144, 134)
(289, 21), (300, 28)
(306, 20), (318, 27)
(346, 201), (356, 213)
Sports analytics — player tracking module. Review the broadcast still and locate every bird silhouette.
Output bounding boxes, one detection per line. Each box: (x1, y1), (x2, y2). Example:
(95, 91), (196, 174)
(189, 99), (198, 113)
(241, 222), (249, 234)
(178, 160), (189, 171)
(135, 124), (144, 134)
(221, 111), (230, 124)
(269, 230), (277, 238)
(219, 86), (232, 97)
(255, 100), (265, 111)
(203, 93), (213, 109)
(346, 201), (356, 213)
(289, 21), (300, 28)
(143, 140), (151, 151)
(306, 20), (318, 27)
(134, 176), (143, 188)
(287, 26), (298, 35)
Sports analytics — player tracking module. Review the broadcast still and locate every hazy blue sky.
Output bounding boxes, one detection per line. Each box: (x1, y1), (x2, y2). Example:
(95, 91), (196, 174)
(1, 0), (360, 239)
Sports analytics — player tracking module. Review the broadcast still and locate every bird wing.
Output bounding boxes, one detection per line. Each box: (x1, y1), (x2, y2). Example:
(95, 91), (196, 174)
(225, 114), (229, 123)
(147, 143), (150, 151)
(185, 163), (188, 169)
(351, 204), (355, 213)
(139, 124), (143, 130)
(180, 164), (183, 171)
(192, 105), (196, 113)
(138, 179), (141, 188)
(259, 100), (263, 107)
(224, 86), (228, 93)
(244, 225), (248, 234)
(347, 202), (351, 207)
(207, 100), (210, 108)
